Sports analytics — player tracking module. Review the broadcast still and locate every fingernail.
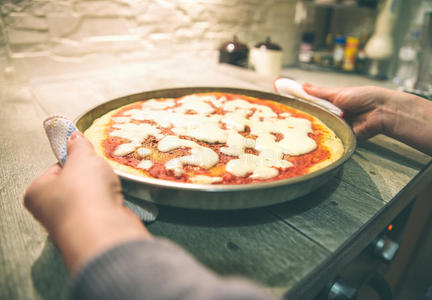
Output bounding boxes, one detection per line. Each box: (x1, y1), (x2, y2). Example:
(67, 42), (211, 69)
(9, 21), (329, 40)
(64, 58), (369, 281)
(69, 131), (83, 142)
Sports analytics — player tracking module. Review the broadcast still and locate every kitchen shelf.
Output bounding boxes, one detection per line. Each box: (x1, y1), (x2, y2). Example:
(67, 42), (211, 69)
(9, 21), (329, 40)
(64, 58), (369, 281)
(304, 0), (378, 10)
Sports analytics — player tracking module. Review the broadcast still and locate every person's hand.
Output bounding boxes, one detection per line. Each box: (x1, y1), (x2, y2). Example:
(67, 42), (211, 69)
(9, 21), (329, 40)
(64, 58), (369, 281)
(303, 84), (432, 155)
(25, 131), (124, 231)
(303, 84), (395, 139)
(24, 132), (151, 274)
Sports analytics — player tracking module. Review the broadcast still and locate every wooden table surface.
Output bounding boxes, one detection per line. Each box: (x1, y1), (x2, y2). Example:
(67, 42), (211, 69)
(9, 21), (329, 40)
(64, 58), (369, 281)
(1, 58), (431, 300)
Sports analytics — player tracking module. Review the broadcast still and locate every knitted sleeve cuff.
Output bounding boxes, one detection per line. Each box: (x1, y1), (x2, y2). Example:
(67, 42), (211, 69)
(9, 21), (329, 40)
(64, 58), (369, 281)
(70, 238), (272, 300)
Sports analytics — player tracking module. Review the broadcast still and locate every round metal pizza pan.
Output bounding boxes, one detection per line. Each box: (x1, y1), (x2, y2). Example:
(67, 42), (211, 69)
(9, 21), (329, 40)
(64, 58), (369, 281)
(75, 87), (356, 210)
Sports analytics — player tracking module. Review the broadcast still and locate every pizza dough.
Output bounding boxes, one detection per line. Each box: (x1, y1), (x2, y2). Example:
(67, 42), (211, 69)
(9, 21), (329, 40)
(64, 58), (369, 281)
(84, 93), (344, 184)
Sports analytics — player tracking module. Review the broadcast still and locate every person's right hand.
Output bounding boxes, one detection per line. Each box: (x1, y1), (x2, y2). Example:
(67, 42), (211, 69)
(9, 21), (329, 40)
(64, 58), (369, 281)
(24, 132), (152, 274)
(303, 84), (432, 155)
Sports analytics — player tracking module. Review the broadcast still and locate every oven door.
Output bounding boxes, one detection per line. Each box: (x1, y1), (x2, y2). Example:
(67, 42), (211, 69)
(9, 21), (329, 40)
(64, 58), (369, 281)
(316, 200), (417, 300)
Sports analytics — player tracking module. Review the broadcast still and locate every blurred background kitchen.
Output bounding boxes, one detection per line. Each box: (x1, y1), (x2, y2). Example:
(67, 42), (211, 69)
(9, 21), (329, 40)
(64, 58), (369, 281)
(0, 0), (431, 98)
(1, 1), (432, 299)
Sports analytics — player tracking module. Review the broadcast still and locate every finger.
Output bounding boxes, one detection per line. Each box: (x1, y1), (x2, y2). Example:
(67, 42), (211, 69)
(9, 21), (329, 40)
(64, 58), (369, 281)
(24, 166), (59, 213)
(41, 163), (62, 178)
(67, 131), (95, 159)
(350, 111), (383, 139)
(352, 122), (376, 140)
(63, 131), (119, 193)
(27, 163), (62, 192)
(303, 84), (343, 103)
(64, 131), (104, 178)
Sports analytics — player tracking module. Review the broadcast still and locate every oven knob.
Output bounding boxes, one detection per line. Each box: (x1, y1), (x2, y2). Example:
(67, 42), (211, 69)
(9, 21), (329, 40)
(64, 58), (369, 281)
(372, 236), (400, 262)
(327, 279), (357, 300)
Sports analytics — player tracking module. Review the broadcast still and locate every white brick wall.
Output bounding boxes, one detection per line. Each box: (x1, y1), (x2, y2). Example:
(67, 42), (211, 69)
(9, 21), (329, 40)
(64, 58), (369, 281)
(0, 0), (301, 73)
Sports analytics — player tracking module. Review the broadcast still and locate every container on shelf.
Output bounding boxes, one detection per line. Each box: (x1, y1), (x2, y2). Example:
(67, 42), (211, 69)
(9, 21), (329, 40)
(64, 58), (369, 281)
(393, 30), (420, 90)
(333, 36), (346, 68)
(249, 37), (283, 77)
(298, 32), (315, 63)
(218, 36), (249, 68)
(342, 37), (359, 71)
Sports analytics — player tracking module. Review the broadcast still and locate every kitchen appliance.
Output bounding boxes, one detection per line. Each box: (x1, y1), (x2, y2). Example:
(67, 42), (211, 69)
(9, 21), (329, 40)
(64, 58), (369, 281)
(314, 188), (432, 300)
(316, 204), (411, 300)
(75, 87), (356, 210)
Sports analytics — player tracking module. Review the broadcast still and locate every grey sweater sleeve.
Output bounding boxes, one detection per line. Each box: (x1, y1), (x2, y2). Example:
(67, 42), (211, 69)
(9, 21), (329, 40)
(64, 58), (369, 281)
(70, 238), (275, 300)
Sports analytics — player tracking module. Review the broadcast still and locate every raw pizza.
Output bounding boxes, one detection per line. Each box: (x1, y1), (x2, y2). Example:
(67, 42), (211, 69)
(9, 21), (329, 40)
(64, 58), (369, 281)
(84, 93), (344, 184)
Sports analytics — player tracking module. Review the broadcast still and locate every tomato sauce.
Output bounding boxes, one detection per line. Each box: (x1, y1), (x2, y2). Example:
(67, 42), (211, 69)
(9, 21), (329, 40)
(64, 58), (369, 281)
(103, 93), (332, 184)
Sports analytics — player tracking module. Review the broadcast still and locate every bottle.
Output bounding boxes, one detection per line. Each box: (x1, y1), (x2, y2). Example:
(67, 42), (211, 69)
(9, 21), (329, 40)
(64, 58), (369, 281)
(355, 49), (368, 74)
(332, 36), (345, 68)
(342, 37), (359, 71)
(355, 33), (370, 74)
(298, 32), (314, 63)
(393, 30), (420, 89)
(414, 11), (432, 97)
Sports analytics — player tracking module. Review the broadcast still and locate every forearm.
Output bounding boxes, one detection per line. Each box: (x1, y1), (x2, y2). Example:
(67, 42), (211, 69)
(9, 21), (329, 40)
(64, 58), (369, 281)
(384, 91), (432, 156)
